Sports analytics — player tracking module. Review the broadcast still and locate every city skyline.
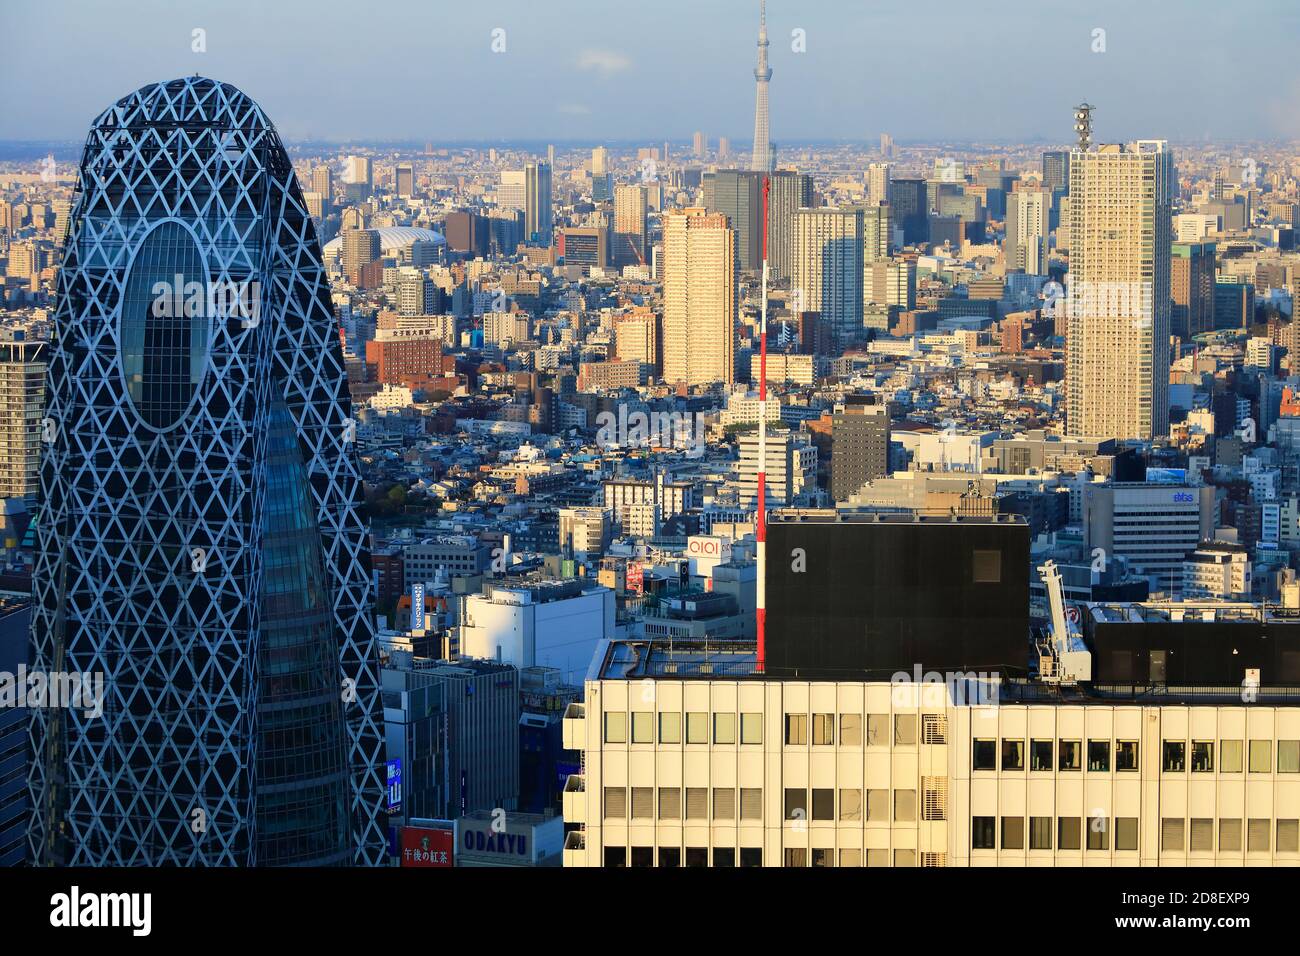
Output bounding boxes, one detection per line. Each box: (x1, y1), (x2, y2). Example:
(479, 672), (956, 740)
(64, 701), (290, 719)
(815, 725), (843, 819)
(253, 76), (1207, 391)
(3, 0), (1299, 144)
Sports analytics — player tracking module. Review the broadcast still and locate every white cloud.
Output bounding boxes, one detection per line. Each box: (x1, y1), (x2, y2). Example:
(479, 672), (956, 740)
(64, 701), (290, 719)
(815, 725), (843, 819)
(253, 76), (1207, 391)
(575, 49), (631, 76)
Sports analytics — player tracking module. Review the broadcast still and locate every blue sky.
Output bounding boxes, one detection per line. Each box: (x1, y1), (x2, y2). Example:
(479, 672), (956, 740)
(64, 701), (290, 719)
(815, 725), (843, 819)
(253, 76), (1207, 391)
(3, 0), (1297, 143)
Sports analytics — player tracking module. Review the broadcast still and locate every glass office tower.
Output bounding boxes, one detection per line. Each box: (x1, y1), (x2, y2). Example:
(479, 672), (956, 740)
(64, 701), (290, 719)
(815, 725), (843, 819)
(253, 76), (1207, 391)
(27, 77), (385, 865)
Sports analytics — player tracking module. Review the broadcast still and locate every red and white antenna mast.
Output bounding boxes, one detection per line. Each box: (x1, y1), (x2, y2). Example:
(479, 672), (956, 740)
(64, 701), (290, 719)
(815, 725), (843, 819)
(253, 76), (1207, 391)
(757, 175), (770, 673)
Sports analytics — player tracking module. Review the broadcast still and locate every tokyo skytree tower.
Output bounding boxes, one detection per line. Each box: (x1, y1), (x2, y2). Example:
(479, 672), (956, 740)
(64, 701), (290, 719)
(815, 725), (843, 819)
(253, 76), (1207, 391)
(750, 1), (774, 173)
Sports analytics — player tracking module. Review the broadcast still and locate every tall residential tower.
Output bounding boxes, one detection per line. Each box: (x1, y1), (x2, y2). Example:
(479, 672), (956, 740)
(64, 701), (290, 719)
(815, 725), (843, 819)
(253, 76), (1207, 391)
(1065, 141), (1174, 441)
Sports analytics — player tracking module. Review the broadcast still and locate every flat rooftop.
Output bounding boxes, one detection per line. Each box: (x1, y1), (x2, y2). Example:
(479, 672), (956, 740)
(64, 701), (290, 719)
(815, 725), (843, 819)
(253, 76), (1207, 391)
(770, 509), (1027, 526)
(590, 639), (1300, 703)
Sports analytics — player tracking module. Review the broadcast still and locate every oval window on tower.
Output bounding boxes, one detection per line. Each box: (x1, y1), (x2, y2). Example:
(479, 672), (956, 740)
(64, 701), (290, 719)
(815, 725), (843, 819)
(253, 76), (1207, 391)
(119, 220), (211, 429)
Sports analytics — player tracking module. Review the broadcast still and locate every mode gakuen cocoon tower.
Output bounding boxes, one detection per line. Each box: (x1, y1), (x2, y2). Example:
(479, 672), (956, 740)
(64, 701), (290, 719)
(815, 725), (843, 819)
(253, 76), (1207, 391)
(27, 77), (385, 866)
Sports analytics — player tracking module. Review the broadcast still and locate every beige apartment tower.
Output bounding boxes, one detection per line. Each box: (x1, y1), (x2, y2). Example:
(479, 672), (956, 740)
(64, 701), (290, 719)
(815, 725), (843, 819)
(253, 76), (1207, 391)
(661, 208), (736, 387)
(613, 184), (649, 267)
(1066, 141), (1174, 441)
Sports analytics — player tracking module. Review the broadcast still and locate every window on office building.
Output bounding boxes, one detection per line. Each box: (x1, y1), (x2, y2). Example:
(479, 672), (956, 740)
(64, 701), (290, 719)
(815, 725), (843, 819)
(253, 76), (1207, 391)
(1029, 817), (1053, 850)
(739, 847), (762, 867)
(894, 849), (916, 867)
(894, 789), (916, 822)
(784, 714), (807, 745)
(1190, 819), (1214, 853)
(741, 713), (762, 745)
(810, 848), (832, 868)
(784, 847), (808, 867)
(685, 712), (707, 744)
(895, 714), (917, 746)
(713, 787), (735, 820)
(784, 789), (807, 821)
(1162, 741), (1185, 772)
(604, 787), (626, 819)
(658, 787), (681, 820)
(866, 789), (888, 822)
(604, 846), (626, 867)
(684, 847), (708, 867)
(658, 847), (680, 867)
(1277, 819), (1299, 853)
(1191, 740), (1214, 772)
(813, 714), (835, 745)
(1087, 740), (1110, 772)
(1001, 738), (1024, 771)
(1087, 816), (1109, 850)
(973, 739), (996, 770)
(1116, 817), (1138, 851)
(866, 849), (889, 867)
(740, 788), (763, 821)
(1221, 739), (1243, 772)
(812, 789), (834, 821)
(1220, 818), (1243, 851)
(1279, 740), (1300, 773)
(1030, 739), (1053, 771)
(604, 712), (626, 744)
(840, 789), (862, 822)
(1059, 817), (1082, 851)
(630, 846), (653, 867)
(867, 714), (888, 746)
(631, 712), (653, 744)
(631, 787), (653, 819)
(713, 847), (735, 867)
(714, 713), (736, 745)
(1248, 819), (1270, 852)
(1002, 817), (1024, 850)
(1116, 740), (1139, 771)
(840, 713), (862, 746)
(1059, 740), (1081, 770)
(658, 712), (681, 744)
(1249, 740), (1271, 773)
(840, 848), (862, 867)
(1161, 818), (1185, 851)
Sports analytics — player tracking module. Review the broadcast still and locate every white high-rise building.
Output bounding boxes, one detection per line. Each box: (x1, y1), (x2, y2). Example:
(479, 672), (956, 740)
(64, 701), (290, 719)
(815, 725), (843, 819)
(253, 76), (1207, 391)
(867, 163), (892, 205)
(734, 432), (817, 506)
(1006, 186), (1050, 275)
(1066, 141), (1174, 441)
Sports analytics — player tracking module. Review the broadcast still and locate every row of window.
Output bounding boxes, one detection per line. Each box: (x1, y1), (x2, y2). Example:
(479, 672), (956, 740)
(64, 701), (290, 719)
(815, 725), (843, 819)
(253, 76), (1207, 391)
(602, 846), (939, 867)
(972, 816), (1300, 854)
(602, 786), (932, 823)
(603, 711), (941, 747)
(973, 738), (1300, 773)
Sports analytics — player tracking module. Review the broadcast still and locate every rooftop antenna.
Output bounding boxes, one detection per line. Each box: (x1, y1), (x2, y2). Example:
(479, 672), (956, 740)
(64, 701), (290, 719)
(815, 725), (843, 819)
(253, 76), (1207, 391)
(1073, 103), (1095, 151)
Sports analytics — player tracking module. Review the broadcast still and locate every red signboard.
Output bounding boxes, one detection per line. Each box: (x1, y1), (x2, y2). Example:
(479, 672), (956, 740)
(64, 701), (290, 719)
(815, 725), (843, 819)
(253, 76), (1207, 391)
(400, 826), (454, 867)
(626, 562), (644, 595)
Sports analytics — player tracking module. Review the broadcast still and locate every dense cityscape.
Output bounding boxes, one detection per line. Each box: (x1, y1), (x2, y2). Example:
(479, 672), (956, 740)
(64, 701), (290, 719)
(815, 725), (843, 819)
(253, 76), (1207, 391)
(0, 2), (1294, 929)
